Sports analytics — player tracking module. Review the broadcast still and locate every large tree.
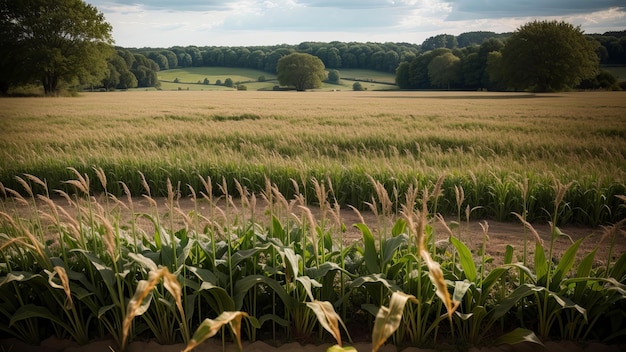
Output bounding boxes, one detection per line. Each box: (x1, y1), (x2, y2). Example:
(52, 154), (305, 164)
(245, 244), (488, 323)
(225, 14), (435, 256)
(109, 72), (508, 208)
(276, 53), (326, 91)
(500, 20), (599, 92)
(0, 0), (114, 95)
(428, 52), (461, 89)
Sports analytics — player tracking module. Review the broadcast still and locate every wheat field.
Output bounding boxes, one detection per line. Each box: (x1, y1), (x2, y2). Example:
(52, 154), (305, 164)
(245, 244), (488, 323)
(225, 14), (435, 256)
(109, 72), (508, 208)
(1, 90), (625, 223)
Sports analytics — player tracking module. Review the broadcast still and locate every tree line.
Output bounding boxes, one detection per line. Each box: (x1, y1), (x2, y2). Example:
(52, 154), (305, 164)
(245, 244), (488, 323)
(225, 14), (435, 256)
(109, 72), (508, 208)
(1, 0), (624, 94)
(113, 28), (624, 92)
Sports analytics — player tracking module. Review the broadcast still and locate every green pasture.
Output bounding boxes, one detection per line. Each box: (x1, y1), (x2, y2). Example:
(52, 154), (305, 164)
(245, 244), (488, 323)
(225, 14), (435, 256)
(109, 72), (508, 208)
(157, 67), (398, 91)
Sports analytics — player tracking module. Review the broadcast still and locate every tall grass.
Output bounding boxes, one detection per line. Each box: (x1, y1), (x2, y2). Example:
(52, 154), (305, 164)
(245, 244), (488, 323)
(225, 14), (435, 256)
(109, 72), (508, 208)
(1, 171), (625, 351)
(1, 91), (625, 225)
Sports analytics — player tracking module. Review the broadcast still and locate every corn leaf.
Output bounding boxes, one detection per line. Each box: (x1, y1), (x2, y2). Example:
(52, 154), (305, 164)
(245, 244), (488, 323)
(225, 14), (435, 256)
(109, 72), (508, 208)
(534, 242), (548, 283)
(493, 327), (543, 346)
(550, 238), (583, 291)
(327, 345), (357, 352)
(296, 276), (322, 302)
(450, 236), (477, 282)
(306, 300), (346, 346)
(355, 223), (380, 273)
(381, 233), (408, 269)
(183, 311), (251, 352)
(371, 291), (418, 352)
(233, 275), (293, 311)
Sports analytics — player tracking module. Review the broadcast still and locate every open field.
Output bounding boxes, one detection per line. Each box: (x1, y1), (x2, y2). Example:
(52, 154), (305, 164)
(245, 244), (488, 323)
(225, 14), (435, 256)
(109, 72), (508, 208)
(1, 90), (626, 224)
(156, 67), (398, 91)
(1, 90), (626, 351)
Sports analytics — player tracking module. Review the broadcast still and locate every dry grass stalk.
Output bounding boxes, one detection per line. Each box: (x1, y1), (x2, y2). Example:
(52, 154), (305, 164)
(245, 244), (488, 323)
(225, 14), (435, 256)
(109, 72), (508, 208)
(52, 266), (74, 310)
(513, 212), (544, 246)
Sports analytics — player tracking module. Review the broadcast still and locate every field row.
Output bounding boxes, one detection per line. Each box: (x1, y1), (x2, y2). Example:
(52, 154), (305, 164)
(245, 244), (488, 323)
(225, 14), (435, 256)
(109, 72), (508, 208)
(1, 91), (625, 224)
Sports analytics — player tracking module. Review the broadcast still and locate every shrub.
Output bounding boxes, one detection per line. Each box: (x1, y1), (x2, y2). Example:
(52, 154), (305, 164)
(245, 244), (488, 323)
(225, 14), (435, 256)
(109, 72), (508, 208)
(352, 82), (364, 91)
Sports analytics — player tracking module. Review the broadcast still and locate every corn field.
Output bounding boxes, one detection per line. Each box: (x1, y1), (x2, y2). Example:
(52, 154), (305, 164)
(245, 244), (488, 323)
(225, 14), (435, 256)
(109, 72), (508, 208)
(1, 91), (625, 225)
(1, 90), (625, 350)
(1, 170), (625, 351)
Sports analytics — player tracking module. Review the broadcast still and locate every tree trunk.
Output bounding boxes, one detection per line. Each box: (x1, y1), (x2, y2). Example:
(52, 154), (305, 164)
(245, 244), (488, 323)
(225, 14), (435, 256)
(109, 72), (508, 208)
(42, 75), (59, 95)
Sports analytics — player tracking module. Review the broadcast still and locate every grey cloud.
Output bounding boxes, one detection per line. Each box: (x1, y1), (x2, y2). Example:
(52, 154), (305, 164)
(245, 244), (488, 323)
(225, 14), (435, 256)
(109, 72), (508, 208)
(445, 0), (626, 20)
(100, 0), (232, 11)
(296, 0), (401, 9)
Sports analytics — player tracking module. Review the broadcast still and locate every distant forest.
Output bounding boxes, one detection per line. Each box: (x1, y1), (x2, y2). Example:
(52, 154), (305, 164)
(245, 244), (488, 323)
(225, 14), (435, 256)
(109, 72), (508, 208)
(107, 30), (626, 90)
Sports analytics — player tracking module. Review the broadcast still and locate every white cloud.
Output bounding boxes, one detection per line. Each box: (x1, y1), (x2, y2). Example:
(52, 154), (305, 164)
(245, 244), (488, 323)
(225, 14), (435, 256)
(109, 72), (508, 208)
(87, 0), (625, 47)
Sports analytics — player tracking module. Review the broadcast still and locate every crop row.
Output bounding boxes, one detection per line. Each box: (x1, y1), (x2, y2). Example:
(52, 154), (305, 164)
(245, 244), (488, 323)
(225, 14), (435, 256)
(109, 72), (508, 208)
(1, 171), (625, 351)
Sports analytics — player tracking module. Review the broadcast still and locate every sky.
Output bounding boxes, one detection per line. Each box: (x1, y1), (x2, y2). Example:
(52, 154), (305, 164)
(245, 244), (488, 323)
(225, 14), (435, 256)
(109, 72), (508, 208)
(84, 0), (626, 48)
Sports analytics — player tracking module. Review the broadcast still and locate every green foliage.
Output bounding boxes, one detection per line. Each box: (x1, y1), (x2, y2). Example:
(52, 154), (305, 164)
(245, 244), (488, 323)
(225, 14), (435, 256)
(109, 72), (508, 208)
(501, 20), (600, 92)
(0, 0), (114, 95)
(352, 82), (364, 91)
(0, 172), (625, 350)
(277, 53), (326, 91)
(327, 70), (340, 84)
(427, 52), (461, 89)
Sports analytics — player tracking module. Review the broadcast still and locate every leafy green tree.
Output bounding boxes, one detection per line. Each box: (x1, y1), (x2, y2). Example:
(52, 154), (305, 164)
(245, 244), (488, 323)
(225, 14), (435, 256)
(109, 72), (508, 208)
(224, 78), (234, 87)
(276, 52), (326, 91)
(160, 50), (178, 68)
(326, 70), (340, 84)
(422, 34), (458, 50)
(501, 20), (599, 92)
(428, 52), (461, 89)
(352, 81), (364, 91)
(395, 62), (411, 89)
(0, 0), (114, 94)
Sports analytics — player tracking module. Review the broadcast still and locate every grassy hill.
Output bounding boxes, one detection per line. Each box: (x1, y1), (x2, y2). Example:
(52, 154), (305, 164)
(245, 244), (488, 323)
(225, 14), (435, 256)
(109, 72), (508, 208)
(156, 67), (398, 91)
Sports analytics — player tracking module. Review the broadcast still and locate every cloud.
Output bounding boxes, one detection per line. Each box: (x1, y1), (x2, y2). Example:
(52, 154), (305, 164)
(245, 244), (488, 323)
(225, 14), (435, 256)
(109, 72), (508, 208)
(86, 0), (625, 47)
(98, 0), (233, 11)
(444, 0), (626, 20)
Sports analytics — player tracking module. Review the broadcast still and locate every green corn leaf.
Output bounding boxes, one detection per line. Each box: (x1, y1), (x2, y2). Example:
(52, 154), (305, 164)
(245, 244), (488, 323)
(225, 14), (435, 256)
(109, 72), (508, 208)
(391, 218), (407, 237)
(284, 247), (301, 281)
(504, 245), (514, 265)
(230, 243), (272, 268)
(493, 284), (539, 320)
(371, 291), (418, 352)
(355, 223), (380, 273)
(381, 233), (408, 269)
(257, 313), (290, 328)
(450, 236), (476, 282)
(10, 304), (69, 330)
(97, 303), (117, 319)
(349, 274), (401, 294)
(551, 238), (583, 291)
(74, 249), (115, 286)
(573, 249), (597, 300)
(609, 252), (626, 280)
(534, 242), (548, 283)
(233, 275), (293, 311)
(186, 265), (219, 285)
(305, 261), (353, 280)
(493, 327), (543, 346)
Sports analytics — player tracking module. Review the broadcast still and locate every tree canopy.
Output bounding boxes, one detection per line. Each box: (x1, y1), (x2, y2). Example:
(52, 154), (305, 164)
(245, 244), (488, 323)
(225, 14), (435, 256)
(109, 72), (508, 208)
(500, 20), (599, 92)
(276, 53), (326, 91)
(0, 0), (114, 94)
